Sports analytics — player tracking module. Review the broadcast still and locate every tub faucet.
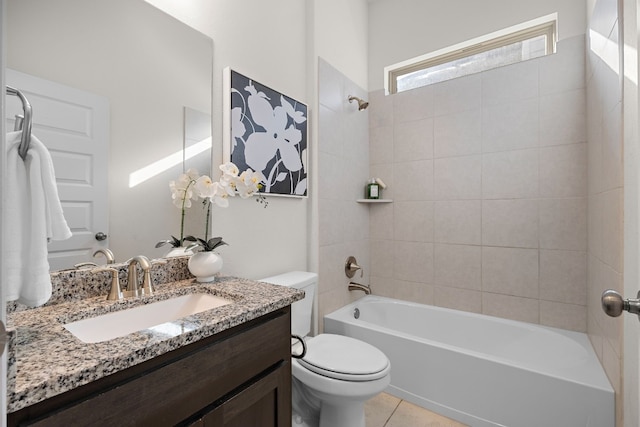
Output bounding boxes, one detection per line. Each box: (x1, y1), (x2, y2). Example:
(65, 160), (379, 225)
(348, 281), (371, 295)
(93, 248), (115, 264)
(125, 255), (153, 297)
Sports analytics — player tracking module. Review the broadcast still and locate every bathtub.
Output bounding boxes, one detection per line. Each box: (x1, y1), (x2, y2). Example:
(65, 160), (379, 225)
(324, 296), (614, 427)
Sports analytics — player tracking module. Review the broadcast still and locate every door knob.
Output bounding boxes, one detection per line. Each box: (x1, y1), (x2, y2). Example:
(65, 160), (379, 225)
(95, 232), (108, 241)
(601, 289), (640, 320)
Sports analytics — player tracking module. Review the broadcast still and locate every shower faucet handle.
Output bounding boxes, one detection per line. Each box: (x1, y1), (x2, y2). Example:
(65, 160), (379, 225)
(345, 256), (363, 278)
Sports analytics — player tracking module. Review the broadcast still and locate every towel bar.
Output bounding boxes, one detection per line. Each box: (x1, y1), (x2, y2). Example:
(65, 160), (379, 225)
(5, 85), (33, 160)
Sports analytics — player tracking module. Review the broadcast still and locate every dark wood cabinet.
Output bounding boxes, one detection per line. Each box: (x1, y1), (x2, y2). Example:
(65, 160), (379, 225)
(187, 361), (290, 427)
(8, 308), (292, 427)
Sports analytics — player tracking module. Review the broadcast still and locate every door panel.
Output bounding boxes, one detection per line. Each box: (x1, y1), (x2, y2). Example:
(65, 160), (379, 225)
(5, 68), (109, 270)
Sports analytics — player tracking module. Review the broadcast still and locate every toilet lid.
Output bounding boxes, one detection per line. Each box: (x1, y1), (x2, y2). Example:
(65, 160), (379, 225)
(299, 334), (390, 381)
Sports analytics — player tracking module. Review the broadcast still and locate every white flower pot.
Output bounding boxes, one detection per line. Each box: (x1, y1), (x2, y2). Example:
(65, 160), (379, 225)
(165, 246), (194, 257)
(188, 252), (223, 282)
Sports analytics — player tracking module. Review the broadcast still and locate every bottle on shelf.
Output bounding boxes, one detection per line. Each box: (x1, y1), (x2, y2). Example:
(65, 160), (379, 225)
(366, 178), (380, 199)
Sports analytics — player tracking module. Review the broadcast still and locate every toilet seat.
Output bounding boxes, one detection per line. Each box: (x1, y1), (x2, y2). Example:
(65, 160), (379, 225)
(298, 334), (390, 382)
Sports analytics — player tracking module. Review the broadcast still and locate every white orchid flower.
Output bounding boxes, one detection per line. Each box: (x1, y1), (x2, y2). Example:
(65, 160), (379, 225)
(194, 175), (216, 198)
(211, 182), (230, 208)
(219, 162), (239, 178)
(186, 168), (200, 180)
(236, 169), (262, 198)
(170, 175), (197, 208)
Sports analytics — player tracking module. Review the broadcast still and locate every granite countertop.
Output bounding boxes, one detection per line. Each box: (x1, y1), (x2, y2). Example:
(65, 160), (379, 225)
(6, 275), (303, 413)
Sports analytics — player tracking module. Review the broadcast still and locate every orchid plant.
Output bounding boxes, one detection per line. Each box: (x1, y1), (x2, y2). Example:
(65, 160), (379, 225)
(156, 162), (267, 253)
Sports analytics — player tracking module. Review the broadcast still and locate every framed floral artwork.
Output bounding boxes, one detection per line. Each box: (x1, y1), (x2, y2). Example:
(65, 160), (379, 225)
(223, 68), (308, 198)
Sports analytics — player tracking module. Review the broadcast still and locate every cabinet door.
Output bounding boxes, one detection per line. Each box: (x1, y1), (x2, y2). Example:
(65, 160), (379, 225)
(200, 362), (291, 427)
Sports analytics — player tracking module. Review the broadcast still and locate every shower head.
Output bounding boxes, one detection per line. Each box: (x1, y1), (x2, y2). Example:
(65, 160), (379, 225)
(348, 95), (369, 111)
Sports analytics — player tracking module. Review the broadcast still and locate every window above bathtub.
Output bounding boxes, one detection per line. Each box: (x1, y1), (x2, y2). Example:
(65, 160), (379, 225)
(385, 13), (557, 95)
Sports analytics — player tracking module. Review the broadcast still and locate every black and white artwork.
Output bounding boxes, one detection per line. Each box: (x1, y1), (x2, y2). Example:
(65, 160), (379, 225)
(224, 68), (308, 197)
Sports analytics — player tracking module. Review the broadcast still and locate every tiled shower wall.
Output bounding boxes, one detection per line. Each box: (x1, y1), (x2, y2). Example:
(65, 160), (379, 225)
(368, 35), (588, 332)
(317, 59), (370, 328)
(586, 0), (624, 423)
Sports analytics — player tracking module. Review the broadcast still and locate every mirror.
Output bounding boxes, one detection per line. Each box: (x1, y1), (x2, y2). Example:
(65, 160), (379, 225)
(5, 0), (213, 269)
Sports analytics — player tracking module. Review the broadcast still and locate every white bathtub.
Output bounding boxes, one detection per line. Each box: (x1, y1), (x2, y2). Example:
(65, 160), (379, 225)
(324, 296), (614, 427)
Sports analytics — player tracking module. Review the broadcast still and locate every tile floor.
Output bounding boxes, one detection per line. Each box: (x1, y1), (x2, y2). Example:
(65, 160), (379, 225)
(365, 393), (468, 427)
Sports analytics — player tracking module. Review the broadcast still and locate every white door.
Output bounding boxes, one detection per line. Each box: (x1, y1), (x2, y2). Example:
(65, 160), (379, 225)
(4, 69), (109, 270)
(1, 1), (8, 424)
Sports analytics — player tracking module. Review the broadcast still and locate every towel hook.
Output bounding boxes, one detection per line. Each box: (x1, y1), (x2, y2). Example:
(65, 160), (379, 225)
(5, 85), (33, 160)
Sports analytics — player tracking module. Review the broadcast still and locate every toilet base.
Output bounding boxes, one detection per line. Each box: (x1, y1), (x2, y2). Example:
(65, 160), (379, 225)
(292, 374), (384, 427)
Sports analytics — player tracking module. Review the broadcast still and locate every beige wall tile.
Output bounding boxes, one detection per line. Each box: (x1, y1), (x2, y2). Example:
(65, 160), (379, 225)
(434, 244), (481, 290)
(539, 197), (588, 251)
(393, 84), (434, 123)
(482, 293), (539, 324)
(539, 35), (586, 95)
(540, 89), (587, 146)
(481, 59), (539, 107)
(434, 109), (482, 158)
(368, 88), (394, 128)
(370, 125), (394, 165)
(482, 247), (539, 299)
(539, 249), (587, 305)
(434, 286), (482, 313)
(394, 241), (434, 283)
(370, 202), (394, 241)
(601, 104), (623, 191)
(539, 143), (588, 198)
(394, 118), (433, 162)
(393, 160), (434, 201)
(434, 200), (481, 245)
(434, 73), (481, 116)
(371, 241), (394, 279)
(482, 98), (539, 153)
(539, 300), (587, 332)
(601, 188), (623, 273)
(394, 201), (434, 242)
(482, 149), (539, 199)
(434, 155), (482, 200)
(482, 199), (538, 248)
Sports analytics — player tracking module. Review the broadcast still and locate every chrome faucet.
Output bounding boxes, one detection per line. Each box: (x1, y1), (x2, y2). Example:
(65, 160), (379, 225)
(125, 255), (153, 297)
(348, 281), (371, 295)
(101, 267), (123, 301)
(93, 248), (115, 264)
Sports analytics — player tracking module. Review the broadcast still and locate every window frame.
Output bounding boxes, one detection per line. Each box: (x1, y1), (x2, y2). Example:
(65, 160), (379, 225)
(385, 15), (557, 95)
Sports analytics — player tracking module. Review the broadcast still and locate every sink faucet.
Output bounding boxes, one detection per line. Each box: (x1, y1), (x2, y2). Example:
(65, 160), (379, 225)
(100, 267), (123, 301)
(93, 248), (115, 264)
(348, 281), (371, 295)
(125, 255), (153, 297)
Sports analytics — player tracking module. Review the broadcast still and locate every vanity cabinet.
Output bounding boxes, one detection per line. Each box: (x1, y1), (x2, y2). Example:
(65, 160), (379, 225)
(8, 307), (292, 427)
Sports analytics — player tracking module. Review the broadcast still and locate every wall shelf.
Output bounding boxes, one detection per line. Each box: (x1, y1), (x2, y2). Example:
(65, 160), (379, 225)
(356, 199), (393, 204)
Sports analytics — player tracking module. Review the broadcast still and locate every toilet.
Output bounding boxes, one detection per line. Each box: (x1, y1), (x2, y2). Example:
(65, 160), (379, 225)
(260, 271), (391, 427)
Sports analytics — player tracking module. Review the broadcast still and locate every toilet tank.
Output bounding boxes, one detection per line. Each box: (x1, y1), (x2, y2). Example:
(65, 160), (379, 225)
(260, 271), (317, 337)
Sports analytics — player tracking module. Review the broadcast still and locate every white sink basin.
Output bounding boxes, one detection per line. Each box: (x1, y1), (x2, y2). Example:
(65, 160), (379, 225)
(64, 293), (232, 343)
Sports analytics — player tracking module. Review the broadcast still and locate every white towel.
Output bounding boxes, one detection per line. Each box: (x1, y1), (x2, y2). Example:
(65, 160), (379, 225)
(4, 132), (72, 307)
(5, 132), (29, 304)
